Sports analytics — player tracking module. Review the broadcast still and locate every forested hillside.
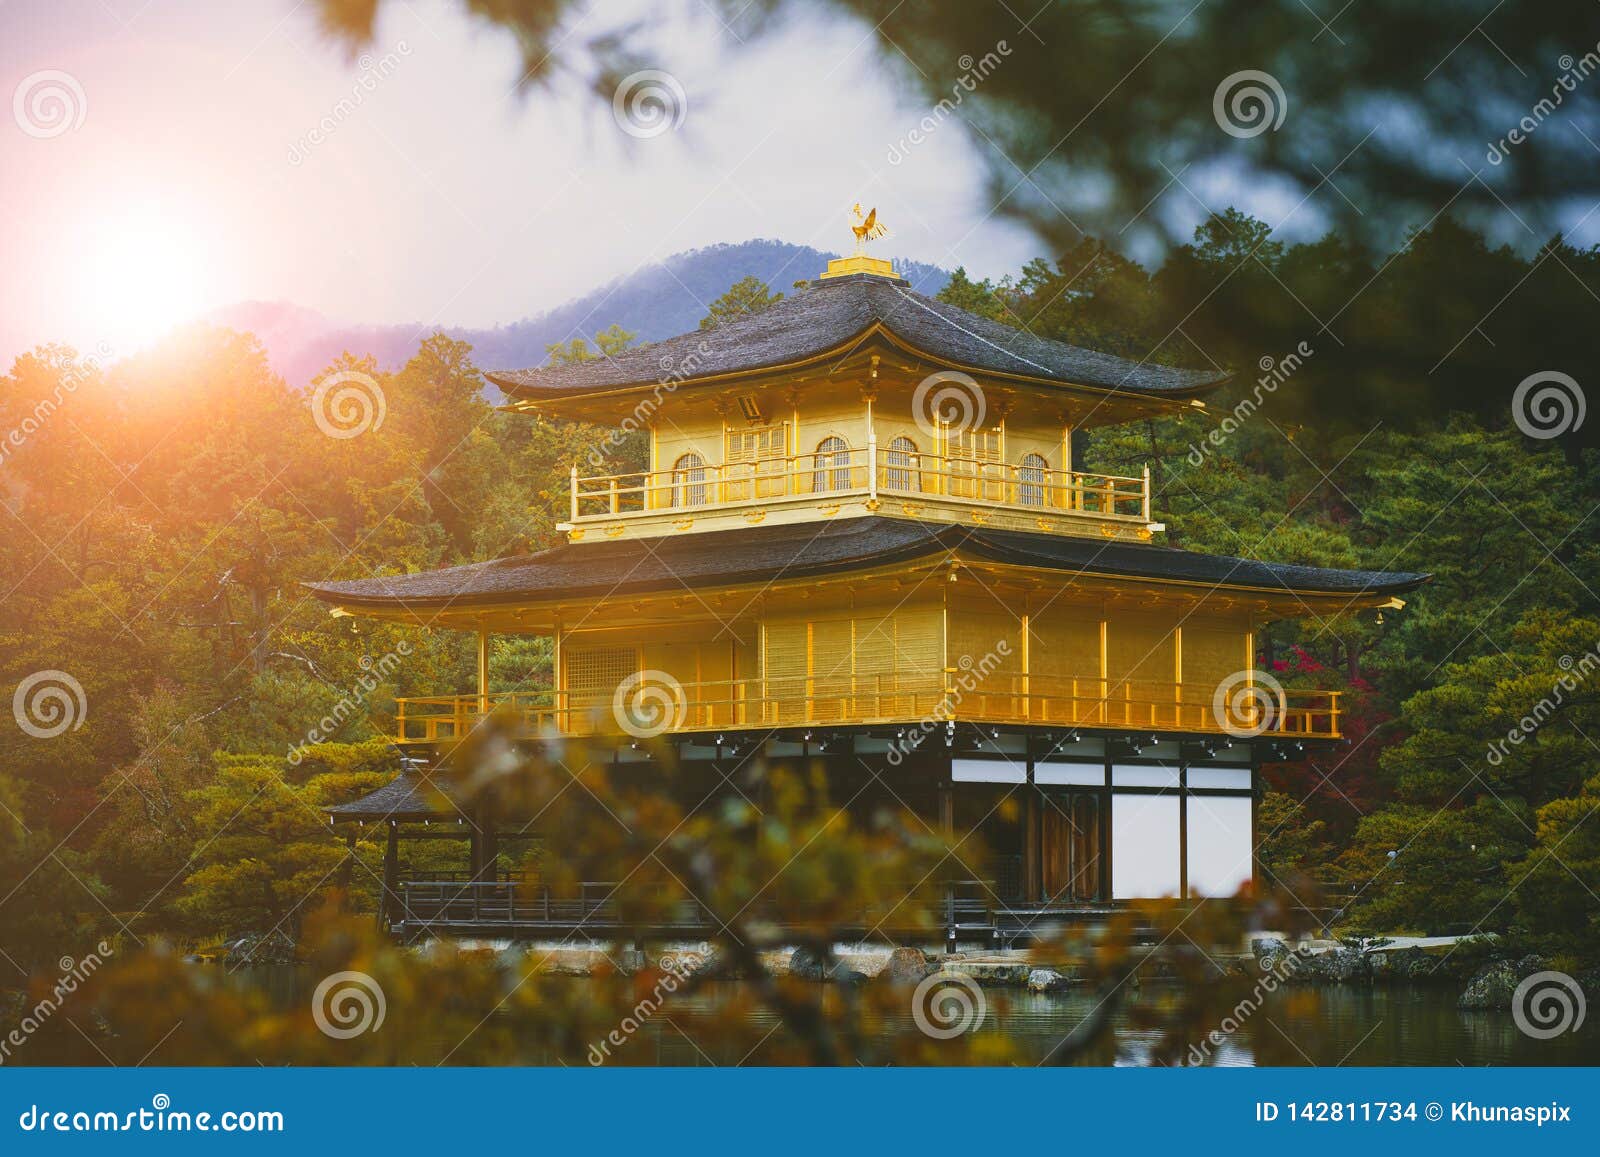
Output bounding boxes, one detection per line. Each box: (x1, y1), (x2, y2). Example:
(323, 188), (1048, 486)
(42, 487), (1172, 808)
(1, 211), (1597, 975)
(209, 240), (950, 392)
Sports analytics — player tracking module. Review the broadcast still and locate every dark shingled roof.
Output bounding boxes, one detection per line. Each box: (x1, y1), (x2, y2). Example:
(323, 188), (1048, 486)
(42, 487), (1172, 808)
(485, 273), (1229, 399)
(327, 769), (467, 821)
(307, 517), (1429, 608)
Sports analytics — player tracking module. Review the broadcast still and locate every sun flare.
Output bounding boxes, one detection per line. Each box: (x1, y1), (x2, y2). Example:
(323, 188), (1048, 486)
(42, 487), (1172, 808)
(76, 206), (211, 353)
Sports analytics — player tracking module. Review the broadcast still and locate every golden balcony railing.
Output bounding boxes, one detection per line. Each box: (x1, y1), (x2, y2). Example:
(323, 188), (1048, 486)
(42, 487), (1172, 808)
(392, 676), (1340, 744)
(568, 446), (1151, 524)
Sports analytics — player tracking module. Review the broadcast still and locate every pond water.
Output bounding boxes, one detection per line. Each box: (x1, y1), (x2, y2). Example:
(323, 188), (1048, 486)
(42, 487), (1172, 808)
(230, 968), (1600, 1066)
(615, 982), (1600, 1067)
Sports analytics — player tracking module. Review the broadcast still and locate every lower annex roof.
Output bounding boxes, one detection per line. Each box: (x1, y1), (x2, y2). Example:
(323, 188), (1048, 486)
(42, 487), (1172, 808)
(305, 516), (1429, 610)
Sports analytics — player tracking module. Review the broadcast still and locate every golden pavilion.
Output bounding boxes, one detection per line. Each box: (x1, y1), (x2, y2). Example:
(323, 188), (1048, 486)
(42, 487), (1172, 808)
(311, 232), (1426, 941)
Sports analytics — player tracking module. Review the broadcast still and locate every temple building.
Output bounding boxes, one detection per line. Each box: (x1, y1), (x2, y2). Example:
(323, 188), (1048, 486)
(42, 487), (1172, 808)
(311, 233), (1426, 942)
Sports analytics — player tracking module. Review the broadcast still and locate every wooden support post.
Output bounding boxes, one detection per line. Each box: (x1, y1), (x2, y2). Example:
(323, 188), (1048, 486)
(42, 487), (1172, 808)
(340, 831), (356, 896)
(477, 629), (490, 717)
(570, 463), (579, 522)
(939, 776), (955, 952)
(381, 822), (398, 930)
(1099, 756), (1113, 903)
(1178, 758), (1189, 902)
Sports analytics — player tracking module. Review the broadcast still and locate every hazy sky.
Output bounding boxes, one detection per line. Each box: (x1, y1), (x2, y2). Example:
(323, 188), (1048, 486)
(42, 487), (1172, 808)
(0, 0), (1065, 363)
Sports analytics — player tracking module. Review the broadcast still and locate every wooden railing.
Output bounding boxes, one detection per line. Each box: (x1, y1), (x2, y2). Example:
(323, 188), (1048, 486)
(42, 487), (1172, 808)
(570, 446), (1151, 523)
(394, 675), (1340, 743)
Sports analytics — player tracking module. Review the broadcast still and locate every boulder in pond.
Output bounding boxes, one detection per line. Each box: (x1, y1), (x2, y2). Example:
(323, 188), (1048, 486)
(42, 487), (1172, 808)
(1322, 947), (1371, 983)
(788, 945), (828, 981)
(1026, 967), (1072, 993)
(882, 947), (933, 984)
(1459, 959), (1518, 1009)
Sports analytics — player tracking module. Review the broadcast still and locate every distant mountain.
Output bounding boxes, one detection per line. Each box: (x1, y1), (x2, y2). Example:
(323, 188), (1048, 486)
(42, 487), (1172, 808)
(212, 240), (950, 393)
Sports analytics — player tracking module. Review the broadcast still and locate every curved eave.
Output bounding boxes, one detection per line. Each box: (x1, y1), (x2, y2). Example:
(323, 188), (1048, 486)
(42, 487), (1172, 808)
(303, 520), (1430, 624)
(488, 321), (1230, 414)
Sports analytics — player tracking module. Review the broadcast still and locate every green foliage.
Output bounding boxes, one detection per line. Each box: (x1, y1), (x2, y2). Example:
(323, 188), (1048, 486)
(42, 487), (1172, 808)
(3, 205), (1600, 1007)
(545, 323), (637, 366)
(698, 276), (784, 330)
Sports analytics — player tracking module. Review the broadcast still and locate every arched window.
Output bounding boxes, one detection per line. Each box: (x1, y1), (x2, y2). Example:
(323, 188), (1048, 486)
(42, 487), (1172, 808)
(883, 436), (918, 492)
(671, 452), (707, 507)
(1019, 453), (1048, 506)
(812, 436), (852, 493)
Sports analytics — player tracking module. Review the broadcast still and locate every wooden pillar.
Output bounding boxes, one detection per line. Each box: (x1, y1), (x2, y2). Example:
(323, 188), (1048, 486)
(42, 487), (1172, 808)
(340, 830), (356, 895)
(1178, 756), (1189, 901)
(1099, 754), (1113, 902)
(381, 822), (398, 929)
(480, 823), (499, 883)
(1250, 749), (1261, 894)
(476, 629), (490, 716)
(1023, 785), (1039, 904)
(939, 771), (955, 953)
(552, 613), (564, 732)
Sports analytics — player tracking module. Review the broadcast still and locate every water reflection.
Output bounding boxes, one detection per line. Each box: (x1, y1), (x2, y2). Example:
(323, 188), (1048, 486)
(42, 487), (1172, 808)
(223, 968), (1599, 1067)
(639, 983), (1600, 1067)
